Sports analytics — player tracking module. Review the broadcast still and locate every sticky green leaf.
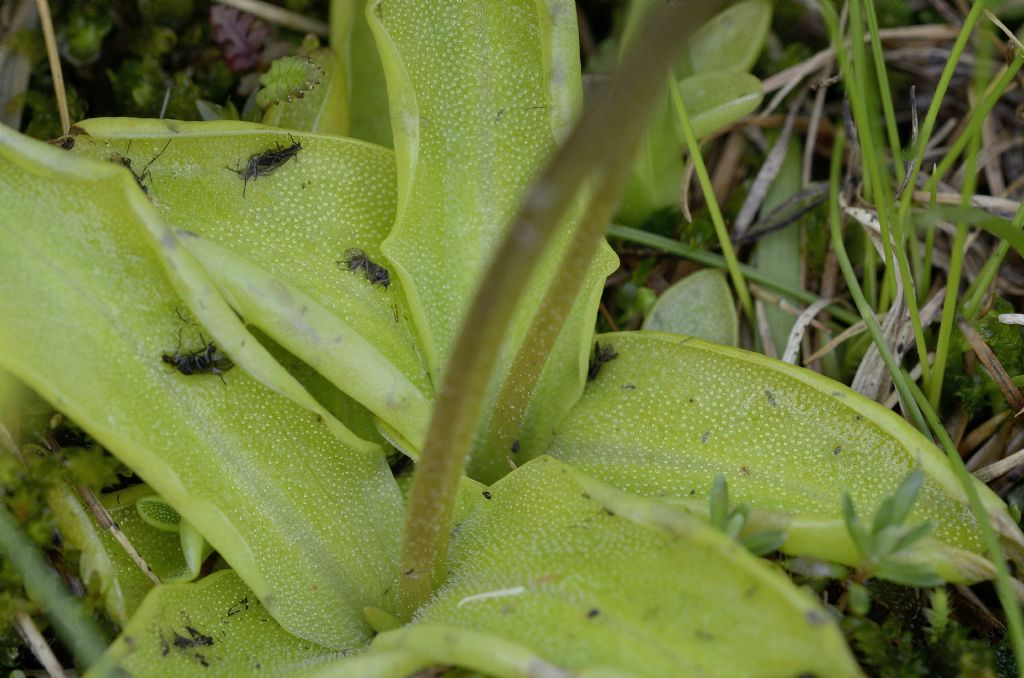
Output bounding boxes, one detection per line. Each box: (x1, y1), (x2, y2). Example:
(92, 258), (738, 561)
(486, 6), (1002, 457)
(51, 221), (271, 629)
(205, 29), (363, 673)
(135, 493), (214, 583)
(301, 649), (423, 677)
(87, 570), (339, 677)
(369, 0), (582, 378)
(176, 233), (432, 451)
(548, 332), (1024, 583)
(66, 117), (432, 454)
(104, 496), (201, 616)
(262, 48), (349, 135)
(0, 125), (404, 648)
(66, 118), (429, 396)
(310, 627), (564, 678)
(620, 0), (771, 78)
(334, 0), (393, 147)
(179, 520), (214, 580)
(617, 97), (683, 226)
(136, 495), (183, 532)
(47, 484), (201, 627)
(643, 269), (738, 345)
(616, 1), (768, 225)
(404, 457), (860, 677)
(367, 0), (617, 477)
(47, 485), (136, 626)
(618, 72), (763, 226)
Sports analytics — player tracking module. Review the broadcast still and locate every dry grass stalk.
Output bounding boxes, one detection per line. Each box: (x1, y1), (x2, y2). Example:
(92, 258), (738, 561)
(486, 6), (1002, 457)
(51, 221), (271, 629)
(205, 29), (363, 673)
(214, 0), (328, 36)
(32, 0), (68, 134)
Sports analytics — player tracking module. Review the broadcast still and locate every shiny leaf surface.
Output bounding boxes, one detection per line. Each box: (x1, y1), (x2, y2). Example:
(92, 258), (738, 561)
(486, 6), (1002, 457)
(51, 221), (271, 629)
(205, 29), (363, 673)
(549, 332), (1024, 582)
(0, 126), (404, 648)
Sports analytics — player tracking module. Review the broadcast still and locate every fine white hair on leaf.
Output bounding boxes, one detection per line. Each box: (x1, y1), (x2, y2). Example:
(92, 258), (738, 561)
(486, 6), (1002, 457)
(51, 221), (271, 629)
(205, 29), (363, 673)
(455, 586), (527, 608)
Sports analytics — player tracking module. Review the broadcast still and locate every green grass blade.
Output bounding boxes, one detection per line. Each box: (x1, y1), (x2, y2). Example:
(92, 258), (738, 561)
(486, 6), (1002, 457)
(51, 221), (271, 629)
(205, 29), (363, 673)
(667, 76), (753, 326)
(828, 125), (1024, 676)
(606, 225), (860, 326)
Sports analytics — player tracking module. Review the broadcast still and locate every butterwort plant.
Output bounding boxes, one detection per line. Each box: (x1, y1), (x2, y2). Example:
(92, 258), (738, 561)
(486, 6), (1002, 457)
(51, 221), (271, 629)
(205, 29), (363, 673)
(0, 1), (1022, 675)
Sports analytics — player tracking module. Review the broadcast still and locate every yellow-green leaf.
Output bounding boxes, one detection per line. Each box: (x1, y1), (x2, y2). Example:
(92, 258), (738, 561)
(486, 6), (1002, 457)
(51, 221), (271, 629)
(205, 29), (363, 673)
(684, 0), (773, 74)
(408, 457), (859, 677)
(136, 495), (183, 532)
(643, 269), (738, 346)
(334, 0), (393, 147)
(369, 0), (583, 377)
(367, 0), (616, 477)
(0, 125), (403, 648)
(176, 233), (432, 451)
(677, 70), (764, 141)
(548, 332), (1024, 582)
(67, 118), (428, 393)
(618, 72), (763, 226)
(87, 570), (339, 677)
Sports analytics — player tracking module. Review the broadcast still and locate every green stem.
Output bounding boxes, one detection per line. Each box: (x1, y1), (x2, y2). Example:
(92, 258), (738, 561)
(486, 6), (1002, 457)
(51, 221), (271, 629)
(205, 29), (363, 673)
(931, 51), (1024, 185)
(397, 0), (723, 619)
(921, 182), (937, 303)
(895, 0), (987, 232)
(666, 77), (753, 327)
(828, 130), (927, 434)
(861, 0), (903, 183)
(927, 32), (993, 409)
(845, 0), (896, 294)
(840, 0), (931, 387)
(863, 238), (877, 310)
(893, 0), (987, 391)
(0, 505), (108, 668)
(479, 166), (625, 482)
(927, 186), (972, 408)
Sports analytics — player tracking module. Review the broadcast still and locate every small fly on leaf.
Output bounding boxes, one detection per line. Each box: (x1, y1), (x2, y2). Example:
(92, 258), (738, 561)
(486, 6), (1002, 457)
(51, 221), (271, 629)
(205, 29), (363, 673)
(228, 134), (302, 196)
(110, 139), (172, 195)
(587, 341), (618, 381)
(340, 248), (391, 289)
(161, 312), (234, 382)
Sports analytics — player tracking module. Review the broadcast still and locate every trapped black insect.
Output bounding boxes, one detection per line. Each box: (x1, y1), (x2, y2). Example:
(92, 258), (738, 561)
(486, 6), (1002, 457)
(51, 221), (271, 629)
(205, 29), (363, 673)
(110, 139), (172, 195)
(161, 314), (234, 382)
(587, 341), (618, 381)
(340, 248), (391, 289)
(228, 135), (303, 196)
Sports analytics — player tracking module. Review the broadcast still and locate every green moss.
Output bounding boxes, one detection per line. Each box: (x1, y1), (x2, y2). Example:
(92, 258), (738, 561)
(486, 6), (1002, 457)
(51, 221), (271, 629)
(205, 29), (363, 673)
(943, 297), (1024, 417)
(843, 592), (1001, 677)
(20, 87), (87, 141)
(59, 1), (113, 67)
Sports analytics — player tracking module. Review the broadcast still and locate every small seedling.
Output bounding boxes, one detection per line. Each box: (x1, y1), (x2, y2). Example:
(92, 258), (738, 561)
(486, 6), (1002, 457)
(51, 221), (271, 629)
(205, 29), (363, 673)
(842, 469), (941, 587)
(707, 475), (786, 556)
